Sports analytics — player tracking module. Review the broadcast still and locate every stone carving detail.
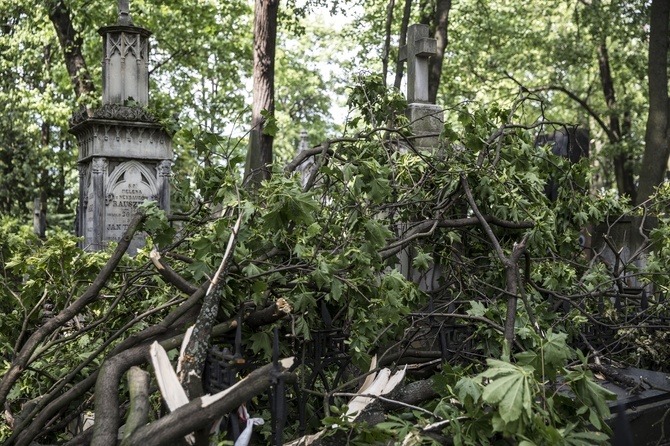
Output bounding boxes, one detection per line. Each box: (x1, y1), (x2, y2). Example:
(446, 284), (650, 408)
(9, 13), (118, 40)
(94, 104), (156, 123)
(105, 161), (156, 248)
(106, 32), (148, 61)
(156, 160), (172, 177)
(91, 157), (108, 174)
(70, 104), (157, 126)
(107, 33), (123, 58)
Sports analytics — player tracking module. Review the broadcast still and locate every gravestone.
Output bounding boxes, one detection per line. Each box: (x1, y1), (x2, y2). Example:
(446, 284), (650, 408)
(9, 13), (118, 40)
(296, 130), (316, 189)
(70, 0), (172, 255)
(591, 216), (657, 291)
(397, 24), (445, 290)
(399, 24), (444, 149)
(535, 126), (590, 201)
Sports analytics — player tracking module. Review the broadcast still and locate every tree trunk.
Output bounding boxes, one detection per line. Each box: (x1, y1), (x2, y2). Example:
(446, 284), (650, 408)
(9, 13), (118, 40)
(245, 0), (279, 188)
(637, 0), (670, 205)
(428, 0), (451, 104)
(393, 0), (413, 90)
(415, 0), (451, 103)
(382, 0), (395, 87)
(47, 0), (95, 99)
(596, 41), (636, 202)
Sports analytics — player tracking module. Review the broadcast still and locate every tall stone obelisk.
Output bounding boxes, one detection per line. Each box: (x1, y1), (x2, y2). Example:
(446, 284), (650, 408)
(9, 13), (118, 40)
(70, 0), (172, 254)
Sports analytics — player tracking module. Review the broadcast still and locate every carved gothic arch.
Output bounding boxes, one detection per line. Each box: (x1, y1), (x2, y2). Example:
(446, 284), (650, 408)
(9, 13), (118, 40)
(106, 160), (158, 201)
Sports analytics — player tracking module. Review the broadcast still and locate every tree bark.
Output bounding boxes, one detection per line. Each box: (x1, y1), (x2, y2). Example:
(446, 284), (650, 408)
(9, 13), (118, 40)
(179, 215), (241, 401)
(393, 0), (413, 90)
(92, 346), (150, 446)
(245, 0), (279, 188)
(596, 42), (636, 202)
(123, 367), (150, 441)
(382, 0), (395, 87)
(428, 0), (451, 104)
(637, 0), (670, 205)
(120, 358), (296, 446)
(47, 0), (95, 99)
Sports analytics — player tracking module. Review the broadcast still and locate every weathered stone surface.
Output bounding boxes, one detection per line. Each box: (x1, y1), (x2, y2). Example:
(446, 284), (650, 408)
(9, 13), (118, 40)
(406, 103), (444, 150)
(399, 24), (437, 104)
(72, 120), (171, 162)
(105, 161), (157, 253)
(99, 24), (151, 106)
(71, 2), (172, 255)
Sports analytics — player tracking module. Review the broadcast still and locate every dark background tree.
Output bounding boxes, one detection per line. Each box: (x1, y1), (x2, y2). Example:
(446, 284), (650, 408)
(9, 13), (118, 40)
(638, 0), (670, 204)
(245, 0), (280, 188)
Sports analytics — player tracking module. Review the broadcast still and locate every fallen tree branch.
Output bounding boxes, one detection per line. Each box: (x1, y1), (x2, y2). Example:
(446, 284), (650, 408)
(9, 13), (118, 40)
(460, 174), (529, 347)
(92, 345), (150, 446)
(150, 248), (198, 295)
(120, 358), (297, 446)
(180, 213), (243, 399)
(123, 367), (151, 441)
(0, 210), (147, 410)
(380, 216), (533, 259)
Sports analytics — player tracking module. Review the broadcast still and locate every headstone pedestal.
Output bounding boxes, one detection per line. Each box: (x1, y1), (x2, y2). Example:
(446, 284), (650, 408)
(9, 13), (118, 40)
(70, 1), (172, 254)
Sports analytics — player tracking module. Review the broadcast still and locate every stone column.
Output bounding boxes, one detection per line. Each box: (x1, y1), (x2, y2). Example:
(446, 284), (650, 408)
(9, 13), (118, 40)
(77, 164), (87, 238)
(156, 160), (172, 215)
(89, 157), (108, 250)
(99, 22), (150, 106)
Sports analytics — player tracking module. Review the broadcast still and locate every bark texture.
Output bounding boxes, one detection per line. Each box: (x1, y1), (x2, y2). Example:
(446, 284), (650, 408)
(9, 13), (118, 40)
(393, 0), (413, 90)
(428, 0), (451, 104)
(245, 0), (279, 188)
(120, 359), (296, 446)
(596, 42), (636, 202)
(637, 0), (670, 204)
(47, 0), (95, 99)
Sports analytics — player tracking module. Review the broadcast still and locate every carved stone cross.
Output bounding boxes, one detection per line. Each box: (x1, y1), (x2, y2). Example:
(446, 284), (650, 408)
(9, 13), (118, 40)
(117, 0), (132, 25)
(399, 24), (437, 104)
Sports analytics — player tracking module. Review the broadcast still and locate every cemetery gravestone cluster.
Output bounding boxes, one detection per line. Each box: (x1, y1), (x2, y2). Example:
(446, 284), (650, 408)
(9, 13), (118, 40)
(70, 0), (172, 255)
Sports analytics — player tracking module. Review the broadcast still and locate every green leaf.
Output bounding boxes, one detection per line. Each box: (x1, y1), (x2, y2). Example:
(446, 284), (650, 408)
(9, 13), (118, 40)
(479, 359), (533, 424)
(363, 219), (392, 248)
(249, 331), (272, 356)
(541, 330), (573, 380)
(454, 376), (482, 409)
(261, 109), (279, 136)
(412, 250), (433, 272)
(467, 301), (487, 317)
(330, 278), (343, 301)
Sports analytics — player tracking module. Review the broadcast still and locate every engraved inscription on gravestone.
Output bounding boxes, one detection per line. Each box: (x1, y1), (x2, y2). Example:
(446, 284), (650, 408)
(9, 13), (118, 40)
(105, 161), (157, 252)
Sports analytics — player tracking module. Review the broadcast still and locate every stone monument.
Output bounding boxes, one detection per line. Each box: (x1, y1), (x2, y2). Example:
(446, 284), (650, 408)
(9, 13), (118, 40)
(70, 0), (172, 254)
(296, 130), (316, 189)
(397, 24), (445, 290)
(399, 24), (444, 149)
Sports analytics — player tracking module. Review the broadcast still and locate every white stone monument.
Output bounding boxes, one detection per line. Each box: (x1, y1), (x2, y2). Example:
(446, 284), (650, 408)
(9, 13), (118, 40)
(70, 0), (172, 254)
(399, 24), (444, 149)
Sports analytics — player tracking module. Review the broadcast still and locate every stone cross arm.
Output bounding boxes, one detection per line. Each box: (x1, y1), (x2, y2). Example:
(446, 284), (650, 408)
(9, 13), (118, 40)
(399, 24), (437, 104)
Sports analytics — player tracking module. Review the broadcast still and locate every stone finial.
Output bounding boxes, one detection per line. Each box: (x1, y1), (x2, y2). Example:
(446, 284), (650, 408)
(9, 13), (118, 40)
(117, 0), (133, 25)
(399, 24), (437, 104)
